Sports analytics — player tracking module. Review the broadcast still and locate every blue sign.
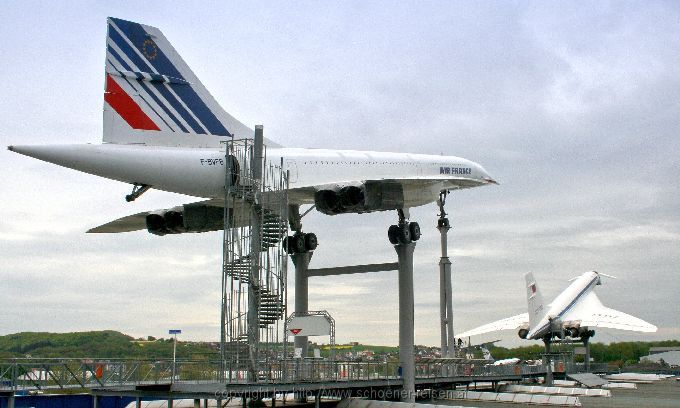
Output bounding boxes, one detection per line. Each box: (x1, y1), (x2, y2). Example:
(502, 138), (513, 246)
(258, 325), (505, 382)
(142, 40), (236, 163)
(169, 329), (182, 334)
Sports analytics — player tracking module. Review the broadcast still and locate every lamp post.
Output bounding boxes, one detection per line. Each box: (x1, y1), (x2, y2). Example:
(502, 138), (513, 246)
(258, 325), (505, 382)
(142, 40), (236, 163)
(169, 329), (182, 382)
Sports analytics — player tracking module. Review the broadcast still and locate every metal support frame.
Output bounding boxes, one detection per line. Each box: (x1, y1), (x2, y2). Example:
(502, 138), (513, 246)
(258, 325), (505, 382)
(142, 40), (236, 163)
(220, 127), (289, 383)
(307, 262), (398, 277)
(395, 241), (416, 403)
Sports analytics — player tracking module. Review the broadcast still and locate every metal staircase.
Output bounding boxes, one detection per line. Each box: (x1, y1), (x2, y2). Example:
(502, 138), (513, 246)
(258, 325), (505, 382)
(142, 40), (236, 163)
(220, 131), (289, 382)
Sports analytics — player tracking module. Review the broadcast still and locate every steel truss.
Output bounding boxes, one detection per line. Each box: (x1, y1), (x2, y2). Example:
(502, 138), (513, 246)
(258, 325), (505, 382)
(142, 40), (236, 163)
(220, 132), (289, 383)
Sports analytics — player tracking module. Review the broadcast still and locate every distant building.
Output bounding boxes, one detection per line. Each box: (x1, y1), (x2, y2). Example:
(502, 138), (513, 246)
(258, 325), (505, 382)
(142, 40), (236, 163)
(640, 348), (680, 367)
(648, 347), (680, 354)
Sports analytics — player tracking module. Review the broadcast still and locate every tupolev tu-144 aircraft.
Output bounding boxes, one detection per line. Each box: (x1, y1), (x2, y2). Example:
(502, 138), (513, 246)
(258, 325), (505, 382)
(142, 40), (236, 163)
(458, 271), (657, 344)
(8, 18), (496, 250)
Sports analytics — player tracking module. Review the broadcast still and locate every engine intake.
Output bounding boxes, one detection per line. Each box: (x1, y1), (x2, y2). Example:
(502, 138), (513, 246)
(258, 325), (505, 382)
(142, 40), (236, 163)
(518, 328), (529, 339)
(314, 182), (404, 215)
(146, 204), (224, 236)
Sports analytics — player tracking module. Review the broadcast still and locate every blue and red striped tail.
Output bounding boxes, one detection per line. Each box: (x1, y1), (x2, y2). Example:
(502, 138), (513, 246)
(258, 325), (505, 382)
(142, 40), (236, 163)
(103, 17), (255, 147)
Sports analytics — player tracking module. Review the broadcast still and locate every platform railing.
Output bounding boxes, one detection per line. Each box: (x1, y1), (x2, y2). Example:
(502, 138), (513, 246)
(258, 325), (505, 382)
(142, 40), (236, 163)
(0, 358), (551, 390)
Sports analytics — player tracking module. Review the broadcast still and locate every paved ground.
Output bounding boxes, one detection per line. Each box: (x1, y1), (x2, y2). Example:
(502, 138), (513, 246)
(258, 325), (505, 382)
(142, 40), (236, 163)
(432, 379), (680, 408)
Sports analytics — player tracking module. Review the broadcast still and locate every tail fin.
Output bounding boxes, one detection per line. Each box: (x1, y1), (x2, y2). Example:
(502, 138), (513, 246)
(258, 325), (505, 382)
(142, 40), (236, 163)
(525, 272), (545, 329)
(103, 17), (278, 148)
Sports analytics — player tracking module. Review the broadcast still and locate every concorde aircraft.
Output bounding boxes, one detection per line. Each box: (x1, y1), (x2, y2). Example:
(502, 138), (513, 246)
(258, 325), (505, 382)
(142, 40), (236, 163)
(458, 271), (657, 343)
(8, 18), (496, 251)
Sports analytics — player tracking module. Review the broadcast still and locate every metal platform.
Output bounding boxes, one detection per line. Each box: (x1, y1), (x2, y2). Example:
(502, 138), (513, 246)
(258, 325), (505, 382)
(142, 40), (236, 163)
(0, 358), (547, 394)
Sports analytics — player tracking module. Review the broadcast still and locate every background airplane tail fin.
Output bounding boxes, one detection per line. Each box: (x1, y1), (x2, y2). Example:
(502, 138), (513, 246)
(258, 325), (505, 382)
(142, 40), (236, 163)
(525, 272), (545, 329)
(103, 17), (270, 148)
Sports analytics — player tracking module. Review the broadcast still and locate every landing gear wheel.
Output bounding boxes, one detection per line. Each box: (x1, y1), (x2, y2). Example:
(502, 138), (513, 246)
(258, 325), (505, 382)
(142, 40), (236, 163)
(292, 234), (306, 253)
(283, 236), (292, 253)
(388, 225), (400, 245)
(304, 233), (318, 251)
(397, 223), (411, 244)
(409, 222), (421, 241)
(437, 218), (450, 228)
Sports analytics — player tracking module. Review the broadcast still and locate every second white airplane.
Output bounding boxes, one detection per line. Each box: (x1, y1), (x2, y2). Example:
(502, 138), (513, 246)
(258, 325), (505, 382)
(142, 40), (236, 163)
(458, 271), (657, 343)
(8, 17), (496, 250)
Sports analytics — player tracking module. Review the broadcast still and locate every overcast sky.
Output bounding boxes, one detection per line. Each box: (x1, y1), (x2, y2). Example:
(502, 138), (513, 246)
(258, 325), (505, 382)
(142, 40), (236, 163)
(1, 1), (679, 348)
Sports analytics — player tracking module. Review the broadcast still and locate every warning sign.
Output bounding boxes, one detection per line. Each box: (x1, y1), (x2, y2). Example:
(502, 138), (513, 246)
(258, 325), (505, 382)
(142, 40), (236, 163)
(286, 315), (331, 337)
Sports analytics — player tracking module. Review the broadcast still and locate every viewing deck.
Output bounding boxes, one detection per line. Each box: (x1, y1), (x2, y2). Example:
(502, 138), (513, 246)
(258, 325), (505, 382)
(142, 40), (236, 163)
(0, 358), (606, 398)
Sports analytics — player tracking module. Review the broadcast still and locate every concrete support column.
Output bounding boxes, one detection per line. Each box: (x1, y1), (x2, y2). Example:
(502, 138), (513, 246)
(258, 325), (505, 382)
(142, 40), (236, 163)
(584, 336), (591, 372)
(93, 396), (99, 408)
(437, 197), (455, 360)
(395, 242), (416, 403)
(292, 252), (313, 358)
(168, 399), (174, 408)
(439, 260), (448, 357)
(444, 263), (455, 357)
(8, 395), (15, 408)
(135, 397), (141, 408)
(193, 399), (200, 408)
(543, 340), (553, 386)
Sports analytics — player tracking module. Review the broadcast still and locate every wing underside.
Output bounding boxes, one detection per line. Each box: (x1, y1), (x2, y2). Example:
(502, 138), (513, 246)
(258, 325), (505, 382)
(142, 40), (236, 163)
(457, 313), (529, 338)
(91, 176), (489, 233)
(88, 198), (233, 233)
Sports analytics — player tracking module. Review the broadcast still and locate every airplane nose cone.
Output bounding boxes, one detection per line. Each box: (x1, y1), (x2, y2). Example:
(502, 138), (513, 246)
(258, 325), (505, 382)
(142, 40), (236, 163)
(478, 165), (499, 185)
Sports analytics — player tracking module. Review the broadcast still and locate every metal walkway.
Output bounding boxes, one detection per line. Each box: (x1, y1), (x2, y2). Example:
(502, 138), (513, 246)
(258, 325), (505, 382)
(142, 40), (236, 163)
(0, 358), (548, 394)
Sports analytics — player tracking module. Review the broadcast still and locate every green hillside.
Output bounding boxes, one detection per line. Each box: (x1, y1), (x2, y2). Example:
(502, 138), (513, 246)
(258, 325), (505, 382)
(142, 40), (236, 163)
(0, 331), (219, 360)
(0, 331), (677, 367)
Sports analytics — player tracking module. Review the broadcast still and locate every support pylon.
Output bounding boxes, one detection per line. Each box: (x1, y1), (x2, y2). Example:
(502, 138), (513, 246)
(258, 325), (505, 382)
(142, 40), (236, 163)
(395, 241), (416, 403)
(291, 252), (313, 359)
(437, 192), (455, 358)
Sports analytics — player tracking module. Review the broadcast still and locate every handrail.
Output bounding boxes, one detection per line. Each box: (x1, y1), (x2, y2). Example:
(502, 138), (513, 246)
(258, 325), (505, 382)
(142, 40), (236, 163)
(0, 358), (564, 391)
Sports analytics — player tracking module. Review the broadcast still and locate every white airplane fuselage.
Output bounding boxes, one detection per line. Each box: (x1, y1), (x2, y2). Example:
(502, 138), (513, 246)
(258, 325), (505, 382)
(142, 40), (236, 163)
(459, 270), (656, 342)
(8, 17), (497, 237)
(9, 143), (493, 206)
(526, 271), (601, 339)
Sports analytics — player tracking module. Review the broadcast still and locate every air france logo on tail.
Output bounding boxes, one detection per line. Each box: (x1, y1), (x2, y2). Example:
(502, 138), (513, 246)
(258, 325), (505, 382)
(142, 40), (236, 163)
(104, 17), (230, 136)
(142, 38), (158, 60)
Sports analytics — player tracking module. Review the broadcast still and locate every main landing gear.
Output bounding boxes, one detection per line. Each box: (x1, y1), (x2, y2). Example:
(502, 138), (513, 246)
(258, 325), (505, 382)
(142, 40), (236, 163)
(283, 232), (318, 254)
(388, 209), (421, 245)
(283, 204), (318, 254)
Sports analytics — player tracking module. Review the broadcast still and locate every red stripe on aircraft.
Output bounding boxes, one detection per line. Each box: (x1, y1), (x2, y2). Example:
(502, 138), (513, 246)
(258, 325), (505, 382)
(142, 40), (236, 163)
(104, 74), (160, 131)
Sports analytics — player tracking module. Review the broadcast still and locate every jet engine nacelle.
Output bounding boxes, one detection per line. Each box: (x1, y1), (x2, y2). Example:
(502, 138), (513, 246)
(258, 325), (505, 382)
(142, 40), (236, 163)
(146, 203), (224, 236)
(314, 181), (405, 215)
(565, 326), (580, 339)
(518, 328), (529, 339)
